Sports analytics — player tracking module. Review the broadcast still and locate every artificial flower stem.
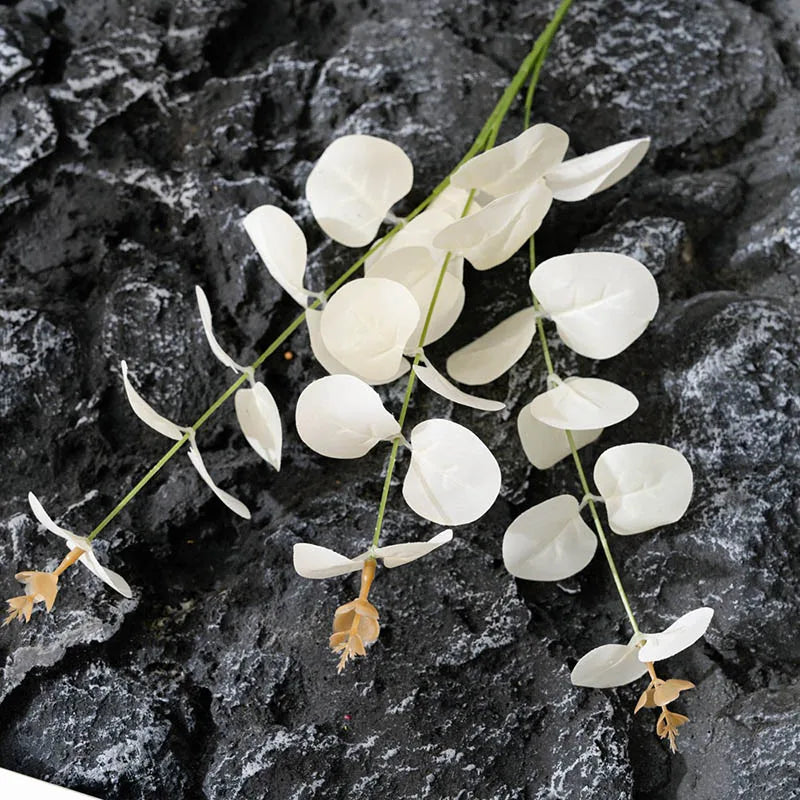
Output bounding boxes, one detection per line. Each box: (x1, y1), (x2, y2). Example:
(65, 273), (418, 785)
(52, 547), (85, 577)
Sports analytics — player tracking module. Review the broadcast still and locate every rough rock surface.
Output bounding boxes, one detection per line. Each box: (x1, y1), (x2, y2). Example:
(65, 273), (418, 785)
(1, 1), (798, 798)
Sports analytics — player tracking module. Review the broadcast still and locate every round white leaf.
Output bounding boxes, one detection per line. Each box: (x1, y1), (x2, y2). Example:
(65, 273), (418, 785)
(374, 530), (453, 568)
(545, 138), (650, 202)
(293, 543), (366, 579)
(402, 419), (501, 525)
(429, 183), (483, 220)
(571, 642), (649, 688)
(295, 374), (400, 459)
(530, 252), (659, 359)
(433, 181), (553, 270)
(120, 360), (184, 441)
(594, 443), (694, 535)
(320, 278), (420, 382)
(306, 134), (413, 247)
(414, 358), (504, 412)
(195, 286), (245, 374)
(235, 382), (282, 471)
(446, 307), (538, 386)
(503, 495), (597, 581)
(186, 440), (251, 519)
(451, 123), (569, 198)
(368, 247), (465, 349)
(517, 406), (602, 470)
(243, 205), (310, 307)
(529, 377), (639, 430)
(638, 607), (714, 662)
(306, 309), (410, 386)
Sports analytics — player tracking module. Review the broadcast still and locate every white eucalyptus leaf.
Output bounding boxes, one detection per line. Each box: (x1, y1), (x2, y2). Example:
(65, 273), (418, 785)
(243, 205), (310, 307)
(429, 183), (483, 219)
(433, 181), (553, 270)
(120, 360), (184, 441)
(638, 607), (714, 662)
(571, 642), (649, 688)
(594, 443), (694, 534)
(368, 247), (465, 349)
(529, 377), (639, 430)
(530, 252), (659, 359)
(451, 123), (569, 198)
(28, 492), (72, 540)
(414, 359), (505, 412)
(79, 550), (133, 598)
(503, 495), (597, 581)
(306, 134), (414, 247)
(517, 406), (602, 470)
(295, 374), (400, 459)
(293, 543), (366, 579)
(195, 286), (245, 374)
(403, 419), (501, 525)
(235, 382), (282, 470)
(320, 278), (420, 382)
(446, 307), (538, 386)
(186, 440), (251, 519)
(374, 529), (454, 568)
(546, 138), (650, 202)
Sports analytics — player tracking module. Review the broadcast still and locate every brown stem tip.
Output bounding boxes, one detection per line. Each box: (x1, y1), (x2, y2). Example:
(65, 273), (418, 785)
(330, 560), (379, 674)
(634, 662), (696, 753)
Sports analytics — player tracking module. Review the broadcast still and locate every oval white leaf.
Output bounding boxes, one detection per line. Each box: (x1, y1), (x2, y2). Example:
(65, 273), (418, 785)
(402, 419), (501, 525)
(374, 529), (453, 568)
(195, 286), (245, 374)
(414, 358), (504, 412)
(446, 307), (538, 386)
(243, 205), (310, 307)
(571, 642), (649, 688)
(529, 377), (638, 430)
(368, 247), (465, 349)
(429, 183), (483, 220)
(28, 492), (72, 540)
(451, 123), (569, 198)
(530, 252), (659, 359)
(120, 360), (184, 441)
(186, 439), (251, 519)
(306, 134), (414, 247)
(517, 406), (602, 470)
(79, 550), (133, 598)
(433, 181), (553, 270)
(593, 443), (694, 535)
(293, 543), (366, 579)
(320, 278), (420, 382)
(503, 495), (597, 581)
(234, 382), (282, 471)
(306, 309), (410, 386)
(295, 374), (400, 459)
(638, 607), (714, 662)
(545, 137), (650, 202)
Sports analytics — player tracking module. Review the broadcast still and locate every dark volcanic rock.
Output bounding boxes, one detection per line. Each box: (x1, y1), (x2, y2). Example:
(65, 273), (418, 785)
(1, 1), (799, 799)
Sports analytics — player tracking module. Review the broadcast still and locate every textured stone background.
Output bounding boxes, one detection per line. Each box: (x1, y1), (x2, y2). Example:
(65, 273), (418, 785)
(0, 0), (798, 798)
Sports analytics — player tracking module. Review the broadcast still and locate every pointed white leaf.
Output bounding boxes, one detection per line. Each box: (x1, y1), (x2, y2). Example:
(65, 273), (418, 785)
(293, 543), (366, 579)
(368, 247), (465, 349)
(403, 419), (501, 525)
(306, 134), (414, 247)
(195, 286), (246, 374)
(594, 443), (693, 535)
(530, 252), (659, 359)
(503, 495), (597, 581)
(545, 138), (650, 202)
(306, 309), (410, 386)
(414, 358), (504, 412)
(432, 181), (553, 270)
(243, 205), (310, 307)
(79, 550), (133, 598)
(446, 307), (538, 386)
(451, 123), (569, 198)
(517, 405), (602, 470)
(374, 529), (454, 568)
(638, 607), (714, 662)
(571, 642), (649, 688)
(186, 439), (251, 519)
(295, 374), (400, 459)
(120, 360), (184, 441)
(28, 492), (72, 541)
(529, 377), (639, 430)
(320, 277), (420, 382)
(234, 382), (282, 470)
